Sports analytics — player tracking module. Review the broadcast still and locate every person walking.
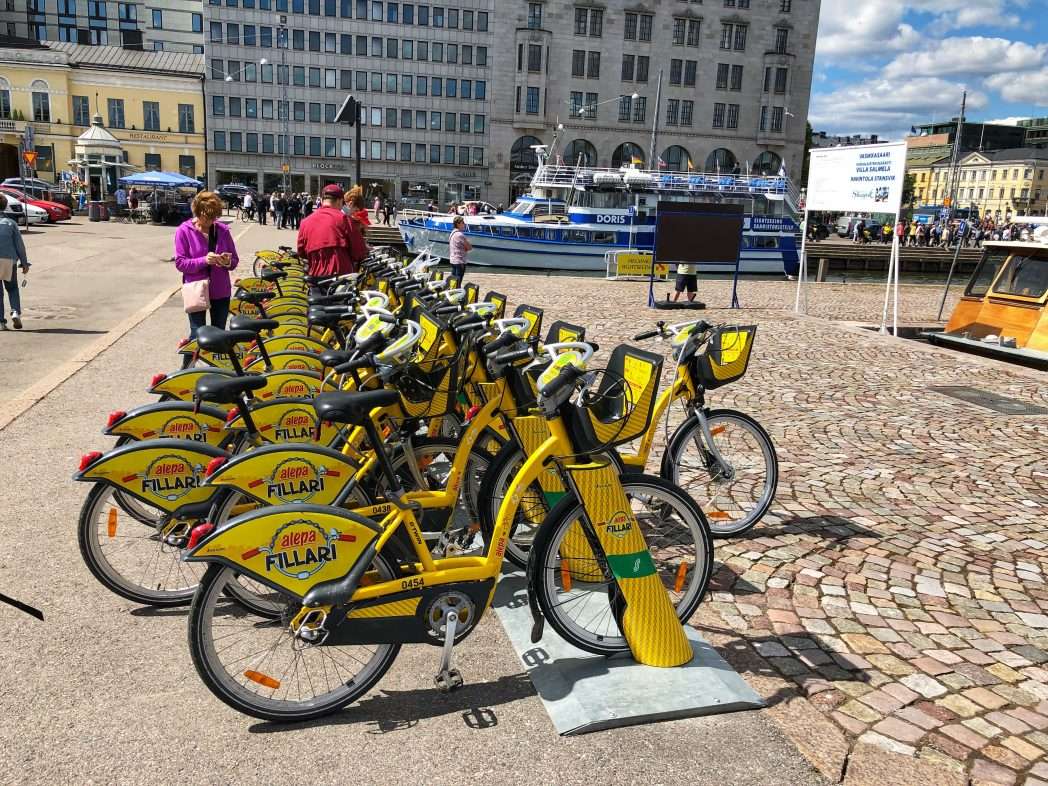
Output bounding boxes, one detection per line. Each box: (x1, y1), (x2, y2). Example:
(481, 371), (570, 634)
(257, 191), (268, 225)
(0, 193), (29, 330)
(287, 193), (302, 230)
(129, 187), (139, 212)
(449, 215), (471, 282)
(296, 184), (367, 277)
(303, 193), (314, 219)
(346, 185), (371, 229)
(242, 191), (254, 221)
(274, 192), (286, 229)
(174, 191), (240, 341)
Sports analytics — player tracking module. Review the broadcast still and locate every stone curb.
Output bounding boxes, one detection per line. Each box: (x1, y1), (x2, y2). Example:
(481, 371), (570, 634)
(0, 284), (178, 433)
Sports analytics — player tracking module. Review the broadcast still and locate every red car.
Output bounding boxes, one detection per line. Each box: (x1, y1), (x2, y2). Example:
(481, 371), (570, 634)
(0, 186), (71, 223)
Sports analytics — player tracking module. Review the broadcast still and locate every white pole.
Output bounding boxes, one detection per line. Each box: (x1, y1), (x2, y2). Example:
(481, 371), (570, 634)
(892, 208), (901, 336)
(793, 207), (810, 313)
(878, 231), (894, 334)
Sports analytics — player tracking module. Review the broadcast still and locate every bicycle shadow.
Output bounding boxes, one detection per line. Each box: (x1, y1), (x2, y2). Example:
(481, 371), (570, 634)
(247, 672), (536, 734)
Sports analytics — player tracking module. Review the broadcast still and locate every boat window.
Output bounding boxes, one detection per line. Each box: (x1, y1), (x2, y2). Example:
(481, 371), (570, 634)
(964, 249), (1009, 298)
(498, 226), (518, 238)
(593, 231), (616, 243)
(748, 236), (779, 249)
(566, 229), (588, 243)
(992, 254), (1048, 299)
(507, 200), (531, 214)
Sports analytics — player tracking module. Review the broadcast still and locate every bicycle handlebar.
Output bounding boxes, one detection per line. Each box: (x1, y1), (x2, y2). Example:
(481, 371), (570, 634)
(494, 346), (532, 365)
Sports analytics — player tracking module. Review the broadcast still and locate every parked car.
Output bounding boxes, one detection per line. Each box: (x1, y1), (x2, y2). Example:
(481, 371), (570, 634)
(399, 197), (435, 211)
(216, 184), (256, 207)
(0, 186), (71, 223)
(806, 221), (831, 241)
(1, 193), (47, 225)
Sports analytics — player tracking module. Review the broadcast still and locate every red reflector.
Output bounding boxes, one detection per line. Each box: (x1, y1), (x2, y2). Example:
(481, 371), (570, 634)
(186, 522), (215, 550)
(243, 355), (257, 366)
(150, 373), (167, 387)
(464, 404), (481, 422)
(225, 407), (239, 423)
(177, 338), (189, 348)
(205, 456), (227, 478)
(78, 451), (103, 471)
(106, 410), (126, 428)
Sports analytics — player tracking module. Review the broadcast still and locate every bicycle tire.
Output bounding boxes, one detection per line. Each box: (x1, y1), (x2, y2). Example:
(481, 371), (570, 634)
(188, 560), (400, 722)
(660, 408), (778, 538)
(529, 474), (713, 656)
(477, 442), (549, 569)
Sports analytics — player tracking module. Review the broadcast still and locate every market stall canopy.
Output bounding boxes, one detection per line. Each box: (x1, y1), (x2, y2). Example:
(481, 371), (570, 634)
(118, 171), (202, 188)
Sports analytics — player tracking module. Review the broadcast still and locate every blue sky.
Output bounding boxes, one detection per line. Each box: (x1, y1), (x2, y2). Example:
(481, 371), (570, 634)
(809, 0), (1048, 142)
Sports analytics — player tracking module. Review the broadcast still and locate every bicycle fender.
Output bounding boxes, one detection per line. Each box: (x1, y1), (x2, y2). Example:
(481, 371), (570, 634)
(225, 398), (342, 446)
(73, 439), (226, 513)
(254, 370), (331, 401)
(659, 413), (702, 479)
(232, 277), (276, 293)
(184, 503), (381, 601)
(245, 351), (324, 373)
(256, 335), (329, 355)
(149, 367), (236, 400)
(105, 401), (230, 446)
(205, 443), (359, 506)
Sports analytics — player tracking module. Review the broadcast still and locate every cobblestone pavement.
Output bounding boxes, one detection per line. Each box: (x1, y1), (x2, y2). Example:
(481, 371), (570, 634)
(469, 271), (1047, 786)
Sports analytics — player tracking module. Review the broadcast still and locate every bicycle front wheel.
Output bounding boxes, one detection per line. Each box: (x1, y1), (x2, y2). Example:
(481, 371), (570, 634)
(189, 559), (400, 722)
(661, 409), (778, 538)
(530, 474), (712, 656)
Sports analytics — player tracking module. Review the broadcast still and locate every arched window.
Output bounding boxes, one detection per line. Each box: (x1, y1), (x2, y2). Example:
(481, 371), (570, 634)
(30, 79), (50, 123)
(0, 77), (10, 120)
(752, 151), (783, 176)
(611, 142), (645, 168)
(510, 135), (543, 201)
(563, 139), (597, 167)
(704, 148), (737, 173)
(660, 145), (691, 172)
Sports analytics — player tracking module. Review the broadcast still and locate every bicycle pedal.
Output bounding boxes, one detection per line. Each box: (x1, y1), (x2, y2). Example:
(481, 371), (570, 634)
(434, 668), (463, 693)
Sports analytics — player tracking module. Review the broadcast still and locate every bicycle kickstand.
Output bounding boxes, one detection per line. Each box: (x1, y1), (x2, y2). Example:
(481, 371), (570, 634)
(434, 609), (464, 692)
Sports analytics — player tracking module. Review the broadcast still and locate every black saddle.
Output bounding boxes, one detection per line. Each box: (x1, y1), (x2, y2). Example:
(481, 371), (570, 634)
(229, 316), (280, 334)
(196, 325), (257, 354)
(308, 292), (357, 306)
(271, 260), (293, 269)
(305, 274), (338, 287)
(236, 290), (274, 305)
(319, 349), (354, 368)
(261, 269), (287, 282)
(313, 390), (400, 426)
(194, 374), (266, 404)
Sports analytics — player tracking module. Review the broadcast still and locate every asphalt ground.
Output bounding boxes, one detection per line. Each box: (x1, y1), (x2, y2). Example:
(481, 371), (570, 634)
(0, 221), (826, 786)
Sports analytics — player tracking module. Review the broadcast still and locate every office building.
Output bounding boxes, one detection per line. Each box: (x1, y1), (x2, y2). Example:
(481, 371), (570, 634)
(0, 0), (204, 53)
(810, 131), (881, 148)
(909, 147), (1048, 218)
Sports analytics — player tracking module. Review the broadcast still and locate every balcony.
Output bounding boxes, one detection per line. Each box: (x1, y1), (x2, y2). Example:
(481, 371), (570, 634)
(0, 117), (27, 135)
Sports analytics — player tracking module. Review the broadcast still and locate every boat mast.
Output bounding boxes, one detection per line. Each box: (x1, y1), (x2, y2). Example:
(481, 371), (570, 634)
(648, 69), (663, 168)
(944, 91), (966, 221)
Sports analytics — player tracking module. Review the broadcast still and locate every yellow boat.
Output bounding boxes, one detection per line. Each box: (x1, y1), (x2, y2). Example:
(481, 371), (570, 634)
(929, 234), (1048, 368)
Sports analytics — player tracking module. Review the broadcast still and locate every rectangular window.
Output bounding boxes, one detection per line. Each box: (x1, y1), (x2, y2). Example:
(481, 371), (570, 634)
(759, 106), (767, 131)
(417, 75), (427, 94)
(774, 67), (787, 93)
(293, 101), (304, 121)
(618, 96), (631, 122)
(261, 26), (272, 46)
(433, 6), (443, 25)
(431, 110), (441, 130)
(386, 73), (398, 92)
(387, 0), (397, 21)
(261, 134), (274, 154)
(771, 106), (784, 132)
(720, 23), (732, 49)
(387, 37), (398, 57)
(477, 46), (487, 66)
(672, 18), (685, 45)
(432, 77), (442, 96)
(292, 29), (304, 49)
(310, 137), (322, 156)
(227, 22), (239, 44)
(244, 24), (256, 45)
(245, 133), (258, 153)
(670, 59), (683, 85)
(418, 41), (428, 60)
(372, 71), (383, 91)
(681, 100), (693, 126)
(107, 97), (124, 128)
(571, 50), (585, 77)
(446, 78), (456, 97)
(416, 110), (426, 128)
(430, 144), (440, 164)
(192, 12), (202, 32)
(325, 102), (336, 122)
(730, 64), (743, 90)
(212, 95), (225, 117)
(386, 108), (397, 127)
(636, 56), (649, 82)
(401, 109), (412, 127)
(530, 44), (544, 73)
(624, 12), (636, 40)
(432, 42), (442, 61)
(142, 101), (160, 130)
(666, 99), (679, 126)
(712, 102), (725, 128)
(587, 51), (600, 78)
(178, 104), (195, 132)
(229, 132), (242, 153)
(445, 112), (455, 131)
(447, 43), (457, 63)
(640, 14), (653, 41)
(210, 21), (222, 42)
(528, 2), (542, 28)
(309, 68), (321, 87)
(262, 99), (274, 118)
(403, 40), (413, 58)
(213, 130), (226, 151)
(734, 25), (747, 50)
(444, 144), (455, 164)
(716, 63), (728, 89)
(684, 60), (697, 86)
(448, 8), (457, 27)
(526, 86), (539, 114)
(726, 103), (739, 129)
(402, 74), (413, 93)
(780, 0), (791, 8)
(152, 8), (162, 27)
(293, 136), (305, 156)
(261, 63), (274, 82)
(418, 3), (428, 24)
(633, 96), (646, 123)
(774, 27), (788, 54)
(403, 2), (414, 23)
(474, 114), (485, 133)
(476, 81), (486, 100)
(460, 113), (470, 132)
(229, 97), (242, 118)
(622, 54), (634, 81)
(687, 19), (700, 46)
(73, 95), (90, 126)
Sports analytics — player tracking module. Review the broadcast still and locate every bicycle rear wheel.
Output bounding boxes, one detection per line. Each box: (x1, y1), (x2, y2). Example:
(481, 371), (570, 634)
(530, 474), (712, 655)
(188, 559), (400, 722)
(661, 409), (778, 538)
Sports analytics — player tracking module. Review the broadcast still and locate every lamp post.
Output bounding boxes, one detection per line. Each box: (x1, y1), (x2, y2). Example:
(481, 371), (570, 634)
(278, 19), (289, 192)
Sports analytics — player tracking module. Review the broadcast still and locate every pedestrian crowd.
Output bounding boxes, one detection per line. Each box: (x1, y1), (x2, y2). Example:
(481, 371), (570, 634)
(844, 216), (1042, 249)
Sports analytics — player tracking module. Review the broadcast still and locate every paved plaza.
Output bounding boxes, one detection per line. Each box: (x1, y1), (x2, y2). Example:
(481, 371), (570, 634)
(1, 220), (1045, 785)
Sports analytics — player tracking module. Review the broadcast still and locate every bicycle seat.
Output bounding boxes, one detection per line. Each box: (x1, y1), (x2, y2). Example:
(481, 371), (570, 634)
(228, 316), (279, 334)
(319, 349), (354, 368)
(261, 269), (287, 282)
(194, 374), (266, 404)
(308, 309), (354, 330)
(196, 325), (258, 354)
(308, 292), (357, 306)
(271, 260), (293, 269)
(236, 290), (274, 305)
(313, 390), (400, 425)
(305, 274), (337, 286)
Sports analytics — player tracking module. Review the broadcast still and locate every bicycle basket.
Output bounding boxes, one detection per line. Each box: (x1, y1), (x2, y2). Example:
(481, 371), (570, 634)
(513, 304), (544, 341)
(544, 320), (586, 345)
(578, 344), (663, 450)
(484, 291), (507, 319)
(692, 325), (757, 390)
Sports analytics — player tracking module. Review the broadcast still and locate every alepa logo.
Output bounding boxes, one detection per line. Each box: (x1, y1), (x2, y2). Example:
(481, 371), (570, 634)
(135, 454), (205, 501)
(604, 510), (633, 540)
(242, 519), (356, 580)
(284, 341), (311, 352)
(284, 359), (310, 370)
(273, 408), (317, 441)
(275, 378), (315, 398)
(252, 456), (340, 502)
(160, 415), (209, 442)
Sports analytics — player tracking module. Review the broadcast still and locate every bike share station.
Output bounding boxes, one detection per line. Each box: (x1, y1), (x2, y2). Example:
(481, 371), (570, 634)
(495, 200), (761, 736)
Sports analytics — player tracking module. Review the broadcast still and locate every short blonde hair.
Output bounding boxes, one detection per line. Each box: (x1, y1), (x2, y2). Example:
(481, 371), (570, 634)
(346, 185), (365, 210)
(191, 191), (224, 220)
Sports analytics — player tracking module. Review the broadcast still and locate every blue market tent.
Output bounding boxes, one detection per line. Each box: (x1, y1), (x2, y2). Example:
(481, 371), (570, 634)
(118, 171), (202, 188)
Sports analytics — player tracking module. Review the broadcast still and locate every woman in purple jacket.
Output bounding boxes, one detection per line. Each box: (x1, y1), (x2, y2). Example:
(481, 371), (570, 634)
(174, 191), (240, 340)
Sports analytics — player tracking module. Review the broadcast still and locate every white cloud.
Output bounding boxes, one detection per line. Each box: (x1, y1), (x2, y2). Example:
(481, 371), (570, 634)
(905, 0), (1025, 29)
(816, 0), (921, 58)
(883, 38), (1046, 78)
(982, 116), (1025, 125)
(809, 78), (988, 140)
(985, 68), (1048, 106)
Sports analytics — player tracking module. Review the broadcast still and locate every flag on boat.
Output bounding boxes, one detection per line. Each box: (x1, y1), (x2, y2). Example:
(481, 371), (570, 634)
(778, 163), (787, 178)
(657, 157), (667, 169)
(687, 158), (694, 171)
(631, 156), (643, 166)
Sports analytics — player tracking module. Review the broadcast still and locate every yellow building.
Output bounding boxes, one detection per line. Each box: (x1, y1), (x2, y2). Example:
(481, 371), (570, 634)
(907, 146), (1048, 219)
(0, 38), (204, 190)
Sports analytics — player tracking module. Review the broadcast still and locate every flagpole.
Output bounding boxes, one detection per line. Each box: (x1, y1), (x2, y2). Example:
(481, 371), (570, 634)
(648, 69), (663, 167)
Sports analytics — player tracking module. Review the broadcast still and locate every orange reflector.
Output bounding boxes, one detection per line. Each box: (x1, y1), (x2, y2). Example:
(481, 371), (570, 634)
(560, 559), (572, 592)
(418, 456), (434, 471)
(244, 670), (281, 690)
(710, 425), (726, 436)
(707, 510), (731, 520)
(674, 562), (689, 593)
(107, 508), (118, 538)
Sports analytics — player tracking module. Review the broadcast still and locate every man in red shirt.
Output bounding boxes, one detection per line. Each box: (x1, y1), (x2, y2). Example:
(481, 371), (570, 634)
(296, 183), (366, 276)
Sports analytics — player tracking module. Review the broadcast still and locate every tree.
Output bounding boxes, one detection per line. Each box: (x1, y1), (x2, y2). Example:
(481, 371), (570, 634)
(800, 122), (813, 188)
(902, 173), (916, 208)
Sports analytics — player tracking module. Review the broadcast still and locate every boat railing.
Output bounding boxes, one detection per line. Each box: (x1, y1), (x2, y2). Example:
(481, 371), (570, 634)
(531, 164), (800, 207)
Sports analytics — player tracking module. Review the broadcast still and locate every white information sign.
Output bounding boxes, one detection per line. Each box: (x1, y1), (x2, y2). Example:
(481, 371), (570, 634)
(805, 142), (907, 214)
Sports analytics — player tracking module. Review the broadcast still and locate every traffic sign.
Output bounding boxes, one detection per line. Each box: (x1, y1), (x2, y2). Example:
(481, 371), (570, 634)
(281, 163), (290, 173)
(22, 150), (37, 167)
(943, 197), (952, 207)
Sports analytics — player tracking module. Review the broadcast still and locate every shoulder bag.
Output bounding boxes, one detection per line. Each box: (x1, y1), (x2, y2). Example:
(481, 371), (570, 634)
(181, 225), (215, 314)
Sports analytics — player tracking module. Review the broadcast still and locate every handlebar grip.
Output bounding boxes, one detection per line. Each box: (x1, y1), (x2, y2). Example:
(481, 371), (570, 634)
(433, 305), (459, 316)
(484, 332), (518, 353)
(453, 320), (488, 335)
(494, 347), (532, 365)
(633, 329), (660, 341)
(375, 312), (397, 324)
(541, 364), (581, 398)
(333, 355), (373, 374)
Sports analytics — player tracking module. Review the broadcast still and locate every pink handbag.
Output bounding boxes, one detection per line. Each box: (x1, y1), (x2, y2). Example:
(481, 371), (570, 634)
(181, 278), (210, 313)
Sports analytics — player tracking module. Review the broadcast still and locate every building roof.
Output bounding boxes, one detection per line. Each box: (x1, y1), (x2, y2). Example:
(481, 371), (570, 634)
(982, 147), (1048, 162)
(45, 42), (204, 77)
